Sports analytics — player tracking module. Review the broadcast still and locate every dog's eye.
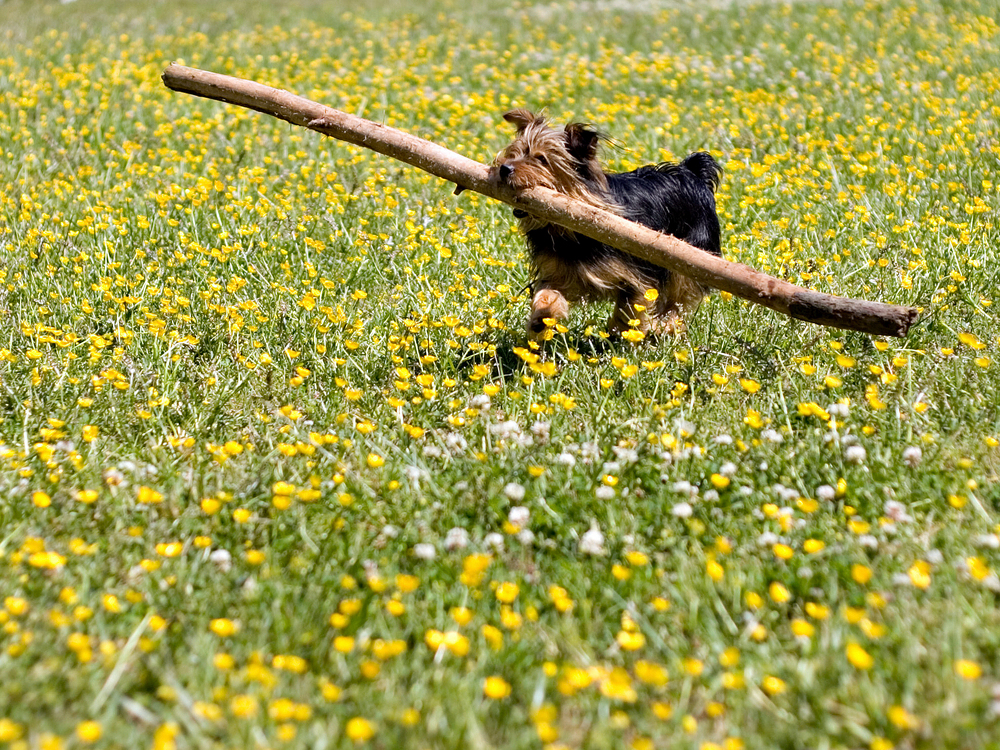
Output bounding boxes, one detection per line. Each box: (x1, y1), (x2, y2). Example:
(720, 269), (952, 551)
(536, 155), (548, 166)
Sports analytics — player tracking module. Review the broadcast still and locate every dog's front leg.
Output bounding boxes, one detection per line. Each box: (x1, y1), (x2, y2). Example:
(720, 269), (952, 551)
(527, 286), (569, 341)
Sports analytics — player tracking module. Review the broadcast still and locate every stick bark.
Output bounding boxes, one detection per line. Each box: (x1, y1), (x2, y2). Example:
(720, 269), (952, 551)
(161, 63), (917, 337)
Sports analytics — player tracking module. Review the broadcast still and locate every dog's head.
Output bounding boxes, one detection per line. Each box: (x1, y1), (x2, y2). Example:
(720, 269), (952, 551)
(492, 109), (607, 193)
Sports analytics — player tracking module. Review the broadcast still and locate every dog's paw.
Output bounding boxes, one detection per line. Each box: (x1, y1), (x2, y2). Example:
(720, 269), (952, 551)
(527, 289), (569, 341)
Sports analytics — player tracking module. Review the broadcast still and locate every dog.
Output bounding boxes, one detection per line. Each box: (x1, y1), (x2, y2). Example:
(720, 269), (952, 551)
(491, 108), (722, 340)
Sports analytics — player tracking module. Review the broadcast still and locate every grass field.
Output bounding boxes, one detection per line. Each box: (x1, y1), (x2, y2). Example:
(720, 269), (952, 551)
(1, 0), (999, 747)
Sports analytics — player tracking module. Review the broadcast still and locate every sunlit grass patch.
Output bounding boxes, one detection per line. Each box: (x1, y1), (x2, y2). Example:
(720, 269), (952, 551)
(1, 0), (999, 747)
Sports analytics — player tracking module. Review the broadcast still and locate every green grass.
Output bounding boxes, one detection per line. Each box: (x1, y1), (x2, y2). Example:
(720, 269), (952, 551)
(1, 0), (999, 747)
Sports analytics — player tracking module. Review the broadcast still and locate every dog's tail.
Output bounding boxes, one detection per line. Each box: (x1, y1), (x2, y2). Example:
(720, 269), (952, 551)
(681, 152), (723, 193)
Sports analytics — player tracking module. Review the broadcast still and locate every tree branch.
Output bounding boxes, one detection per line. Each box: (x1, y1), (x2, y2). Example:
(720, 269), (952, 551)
(161, 63), (918, 337)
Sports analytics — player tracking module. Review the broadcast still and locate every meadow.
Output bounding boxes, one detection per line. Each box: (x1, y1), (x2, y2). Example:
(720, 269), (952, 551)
(1, 0), (999, 747)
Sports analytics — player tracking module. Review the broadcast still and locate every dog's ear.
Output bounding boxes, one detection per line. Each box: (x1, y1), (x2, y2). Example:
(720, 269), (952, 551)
(563, 123), (602, 163)
(503, 108), (540, 132)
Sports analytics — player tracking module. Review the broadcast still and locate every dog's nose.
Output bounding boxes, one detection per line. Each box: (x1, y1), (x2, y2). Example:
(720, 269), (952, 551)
(498, 163), (514, 181)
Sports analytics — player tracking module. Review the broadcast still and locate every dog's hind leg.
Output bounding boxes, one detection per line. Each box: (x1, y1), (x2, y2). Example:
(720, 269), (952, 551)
(608, 289), (653, 337)
(647, 274), (707, 336)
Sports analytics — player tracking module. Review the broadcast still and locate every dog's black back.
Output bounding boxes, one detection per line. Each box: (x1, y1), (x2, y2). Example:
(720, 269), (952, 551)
(606, 152), (722, 256)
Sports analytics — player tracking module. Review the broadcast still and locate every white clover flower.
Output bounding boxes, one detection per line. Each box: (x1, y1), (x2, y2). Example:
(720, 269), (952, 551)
(719, 461), (737, 477)
(444, 527), (470, 551)
(445, 432), (467, 454)
(817, 484), (836, 501)
(503, 482), (526, 502)
(381, 524), (400, 539)
(580, 442), (600, 464)
(517, 529), (535, 546)
(884, 500), (912, 524)
(902, 446), (922, 467)
(484, 532), (505, 550)
(672, 502), (693, 518)
(757, 531), (779, 546)
(612, 445), (639, 464)
(555, 452), (576, 467)
(404, 466), (429, 485)
(858, 535), (879, 549)
(762, 428), (783, 443)
(703, 489), (720, 503)
(827, 402), (850, 418)
(579, 523), (606, 556)
(675, 418), (696, 437)
(413, 543), (437, 560)
(469, 394), (492, 411)
(713, 434), (733, 445)
(530, 421), (551, 443)
(975, 534), (1000, 549)
(508, 506), (530, 529)
(595, 485), (615, 501)
(845, 445), (866, 464)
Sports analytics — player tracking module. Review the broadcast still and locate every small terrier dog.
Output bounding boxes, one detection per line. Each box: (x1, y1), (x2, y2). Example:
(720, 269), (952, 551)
(492, 108), (722, 340)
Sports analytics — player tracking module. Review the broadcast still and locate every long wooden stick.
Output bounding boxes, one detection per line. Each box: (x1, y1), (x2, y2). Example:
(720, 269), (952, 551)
(161, 63), (918, 337)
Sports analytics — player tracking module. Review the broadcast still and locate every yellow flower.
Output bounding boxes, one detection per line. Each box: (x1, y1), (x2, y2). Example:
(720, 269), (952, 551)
(82, 425), (99, 442)
(366, 453), (384, 468)
(846, 641), (874, 670)
(495, 581), (519, 603)
(851, 564), (872, 584)
(28, 551), (67, 570)
(791, 619), (815, 638)
(76, 721), (102, 744)
(634, 660), (668, 686)
(773, 543), (794, 560)
(706, 560), (725, 582)
(907, 561), (932, 590)
(483, 676), (512, 699)
(230, 694), (258, 718)
(958, 332), (985, 349)
(0, 719), (24, 743)
(683, 657), (704, 676)
(137, 486), (164, 504)
(761, 676), (786, 695)
(803, 539), (825, 554)
(739, 378), (761, 394)
(768, 582), (790, 603)
(617, 630), (646, 651)
(805, 602), (830, 620)
(210, 618), (238, 637)
(954, 659), (982, 680)
(887, 705), (919, 729)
